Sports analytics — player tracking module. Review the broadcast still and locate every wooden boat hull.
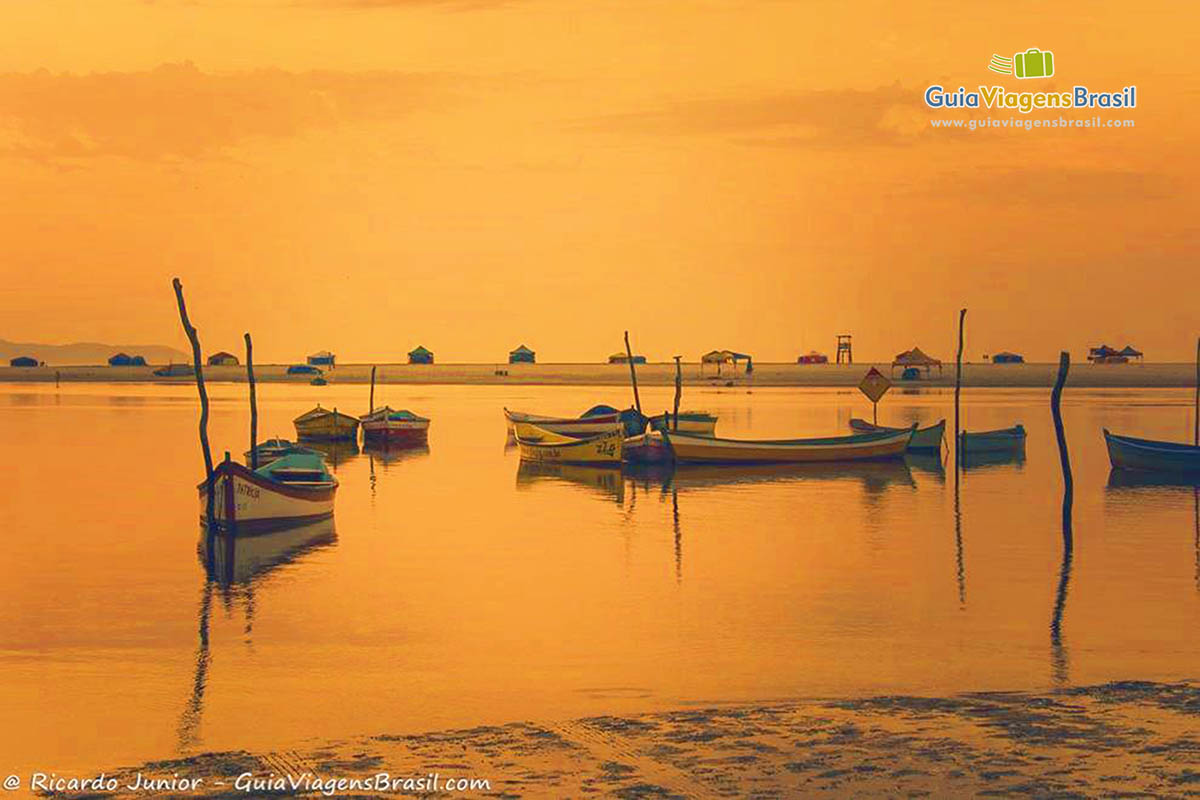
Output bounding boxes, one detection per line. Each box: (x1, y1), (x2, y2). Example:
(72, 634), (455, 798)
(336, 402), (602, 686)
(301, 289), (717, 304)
(648, 412), (718, 436)
(623, 431), (674, 463)
(361, 421), (429, 445)
(513, 423), (623, 465)
(958, 425), (1026, 453)
(1104, 430), (1200, 473)
(659, 427), (912, 464)
(850, 418), (945, 452)
(197, 461), (337, 533)
(504, 408), (621, 437)
(293, 407), (360, 441)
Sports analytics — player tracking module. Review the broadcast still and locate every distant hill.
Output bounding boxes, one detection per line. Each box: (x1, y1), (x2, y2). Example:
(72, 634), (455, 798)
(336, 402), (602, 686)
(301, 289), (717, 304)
(0, 338), (189, 365)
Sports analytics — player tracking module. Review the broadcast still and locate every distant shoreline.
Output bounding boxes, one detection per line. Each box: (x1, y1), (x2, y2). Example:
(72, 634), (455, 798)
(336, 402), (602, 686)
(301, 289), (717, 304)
(1, 361), (1196, 388)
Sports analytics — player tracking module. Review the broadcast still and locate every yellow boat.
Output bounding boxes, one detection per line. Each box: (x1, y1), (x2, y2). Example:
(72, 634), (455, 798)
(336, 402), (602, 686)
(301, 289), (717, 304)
(512, 422), (623, 465)
(293, 405), (360, 441)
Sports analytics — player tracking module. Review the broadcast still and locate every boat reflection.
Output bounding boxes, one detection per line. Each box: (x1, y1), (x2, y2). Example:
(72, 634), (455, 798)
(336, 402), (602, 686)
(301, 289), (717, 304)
(516, 461), (625, 504)
(181, 518), (337, 751)
(961, 448), (1026, 471)
(197, 517), (338, 586)
(364, 442), (431, 466)
(299, 438), (360, 469)
(905, 453), (946, 483)
(1106, 469), (1200, 490)
(1105, 470), (1200, 593)
(623, 459), (916, 494)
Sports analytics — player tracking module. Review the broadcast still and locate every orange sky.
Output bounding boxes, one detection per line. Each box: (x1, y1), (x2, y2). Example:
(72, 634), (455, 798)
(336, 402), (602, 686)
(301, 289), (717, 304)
(1, 0), (1196, 363)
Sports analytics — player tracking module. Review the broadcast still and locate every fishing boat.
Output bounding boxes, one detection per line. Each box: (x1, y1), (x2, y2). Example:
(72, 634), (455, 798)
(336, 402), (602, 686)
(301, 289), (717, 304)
(1103, 430), (1200, 473)
(293, 405), (360, 441)
(655, 425), (914, 464)
(360, 406), (430, 445)
(958, 425), (1026, 453)
(198, 453), (338, 533)
(850, 418), (945, 452)
(244, 438), (319, 466)
(512, 422), (623, 465)
(504, 406), (624, 437)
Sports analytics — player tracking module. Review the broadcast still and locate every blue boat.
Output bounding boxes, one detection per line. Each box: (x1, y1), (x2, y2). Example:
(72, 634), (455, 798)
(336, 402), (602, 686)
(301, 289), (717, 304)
(1104, 430), (1200, 473)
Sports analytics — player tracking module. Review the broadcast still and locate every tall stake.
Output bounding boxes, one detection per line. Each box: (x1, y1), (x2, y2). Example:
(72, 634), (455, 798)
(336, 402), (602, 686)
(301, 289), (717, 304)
(369, 365), (377, 415)
(953, 308), (966, 473)
(173, 278), (214, 530)
(623, 331), (642, 415)
(1049, 350), (1073, 684)
(1194, 337), (1199, 446)
(672, 355), (682, 430)
(245, 332), (258, 470)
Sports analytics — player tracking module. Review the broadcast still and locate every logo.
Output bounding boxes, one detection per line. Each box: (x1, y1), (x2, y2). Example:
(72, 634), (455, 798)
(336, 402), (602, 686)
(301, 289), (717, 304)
(989, 48), (1055, 79)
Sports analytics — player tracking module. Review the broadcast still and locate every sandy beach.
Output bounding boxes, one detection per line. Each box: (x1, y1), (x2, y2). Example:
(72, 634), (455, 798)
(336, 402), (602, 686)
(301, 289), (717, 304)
(1, 361), (1195, 388)
(71, 681), (1200, 799)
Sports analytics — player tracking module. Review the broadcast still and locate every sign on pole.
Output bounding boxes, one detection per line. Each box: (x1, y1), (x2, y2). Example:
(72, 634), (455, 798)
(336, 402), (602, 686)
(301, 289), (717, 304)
(858, 367), (892, 424)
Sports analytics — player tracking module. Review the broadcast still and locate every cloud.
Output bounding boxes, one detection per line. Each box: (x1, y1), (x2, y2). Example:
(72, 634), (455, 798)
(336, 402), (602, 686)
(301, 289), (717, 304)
(0, 62), (463, 161)
(579, 84), (944, 148)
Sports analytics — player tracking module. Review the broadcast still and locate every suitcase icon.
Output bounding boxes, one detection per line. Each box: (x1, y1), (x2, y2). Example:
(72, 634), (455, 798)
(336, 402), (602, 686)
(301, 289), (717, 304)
(1014, 48), (1054, 79)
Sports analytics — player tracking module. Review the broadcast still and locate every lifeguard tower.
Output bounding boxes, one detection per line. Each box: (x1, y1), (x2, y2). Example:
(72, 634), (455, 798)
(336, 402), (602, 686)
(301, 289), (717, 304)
(836, 334), (853, 364)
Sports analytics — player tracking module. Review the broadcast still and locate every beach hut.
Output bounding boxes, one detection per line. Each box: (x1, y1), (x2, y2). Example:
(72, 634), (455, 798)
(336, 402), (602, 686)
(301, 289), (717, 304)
(207, 351), (239, 366)
(891, 347), (943, 376)
(701, 349), (752, 375)
(108, 353), (146, 366)
(797, 351), (829, 364)
(9, 356), (38, 367)
(509, 345), (536, 364)
(1119, 345), (1144, 362)
(608, 352), (646, 364)
(992, 351), (1024, 364)
(408, 346), (434, 365)
(307, 350), (336, 367)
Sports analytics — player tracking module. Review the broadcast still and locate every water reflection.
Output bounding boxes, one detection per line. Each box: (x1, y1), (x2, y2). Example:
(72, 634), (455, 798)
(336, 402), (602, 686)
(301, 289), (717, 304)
(962, 449), (1026, 471)
(300, 438), (360, 470)
(905, 453), (946, 484)
(516, 461), (625, 503)
(1105, 470), (1200, 593)
(622, 460), (916, 494)
(364, 442), (431, 467)
(179, 519), (338, 751)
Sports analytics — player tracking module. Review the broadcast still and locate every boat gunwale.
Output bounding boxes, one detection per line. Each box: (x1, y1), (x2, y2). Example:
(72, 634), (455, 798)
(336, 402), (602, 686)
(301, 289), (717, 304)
(656, 425), (915, 448)
(196, 459), (338, 501)
(1104, 429), (1200, 455)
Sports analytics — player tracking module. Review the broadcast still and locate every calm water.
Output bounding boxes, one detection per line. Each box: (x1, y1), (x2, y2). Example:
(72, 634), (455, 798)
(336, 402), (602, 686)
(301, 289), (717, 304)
(2, 382), (1199, 776)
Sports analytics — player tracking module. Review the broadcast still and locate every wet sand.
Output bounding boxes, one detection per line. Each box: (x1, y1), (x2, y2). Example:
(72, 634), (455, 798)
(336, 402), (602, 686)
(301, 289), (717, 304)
(2, 361), (1195, 388)
(81, 681), (1200, 798)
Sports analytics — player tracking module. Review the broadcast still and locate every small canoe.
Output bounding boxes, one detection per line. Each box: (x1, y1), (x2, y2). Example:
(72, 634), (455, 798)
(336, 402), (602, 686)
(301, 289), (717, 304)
(1104, 430), (1200, 473)
(198, 453), (337, 533)
(244, 438), (320, 466)
(656, 425), (914, 464)
(647, 411), (719, 436)
(512, 422), (623, 465)
(850, 418), (945, 452)
(293, 405), (360, 441)
(361, 406), (430, 445)
(958, 425), (1026, 453)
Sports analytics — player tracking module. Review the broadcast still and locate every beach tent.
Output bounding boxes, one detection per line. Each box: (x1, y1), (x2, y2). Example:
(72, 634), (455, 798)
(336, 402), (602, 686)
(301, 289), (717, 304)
(797, 351), (829, 364)
(408, 345), (434, 364)
(891, 347), (943, 376)
(509, 345), (536, 364)
(9, 356), (38, 367)
(608, 352), (646, 364)
(701, 349), (752, 375)
(992, 352), (1024, 364)
(1088, 344), (1127, 364)
(207, 351), (239, 366)
(307, 350), (336, 366)
(1119, 345), (1144, 361)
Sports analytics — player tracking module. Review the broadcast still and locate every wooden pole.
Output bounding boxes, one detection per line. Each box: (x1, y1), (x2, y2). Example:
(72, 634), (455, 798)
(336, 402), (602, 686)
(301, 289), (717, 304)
(624, 331), (642, 415)
(369, 365), (377, 415)
(672, 356), (682, 431)
(1194, 336), (1199, 446)
(1051, 351), (1073, 526)
(953, 308), (966, 472)
(245, 332), (258, 470)
(172, 278), (215, 530)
